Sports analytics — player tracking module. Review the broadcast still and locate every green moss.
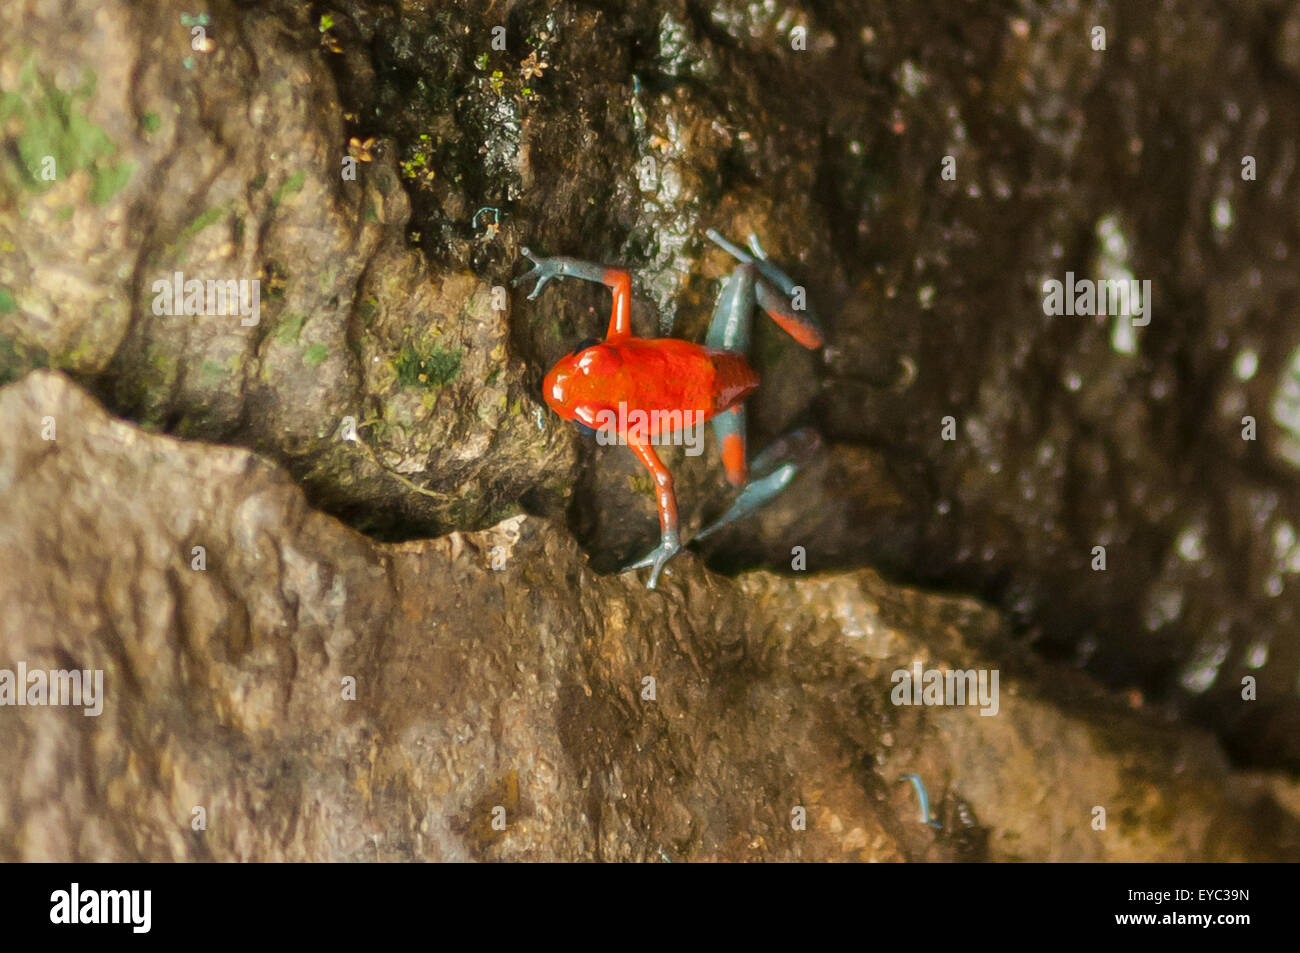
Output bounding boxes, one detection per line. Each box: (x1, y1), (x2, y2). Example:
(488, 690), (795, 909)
(249, 171), (268, 191)
(0, 288), (15, 314)
(484, 504), (522, 525)
(89, 159), (134, 204)
(0, 60), (133, 204)
(318, 265), (338, 294)
(394, 344), (463, 388)
(271, 170), (307, 207)
(303, 343), (329, 366)
(63, 333), (99, 367)
(0, 335), (48, 386)
(133, 343), (174, 409)
(141, 112), (161, 134)
(166, 204), (228, 262)
(180, 205), (224, 241)
(0, 336), (20, 385)
(275, 311), (306, 344)
(629, 473), (656, 498)
(262, 260), (288, 301)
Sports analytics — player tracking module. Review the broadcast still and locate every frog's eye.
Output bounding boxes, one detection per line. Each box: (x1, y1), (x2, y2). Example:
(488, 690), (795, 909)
(569, 337), (600, 357)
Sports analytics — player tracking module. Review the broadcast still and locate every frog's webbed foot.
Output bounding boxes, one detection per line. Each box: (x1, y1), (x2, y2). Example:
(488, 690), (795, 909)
(511, 247), (565, 299)
(622, 531), (681, 590)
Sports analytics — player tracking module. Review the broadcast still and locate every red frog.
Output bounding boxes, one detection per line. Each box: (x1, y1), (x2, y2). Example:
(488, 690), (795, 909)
(514, 230), (823, 589)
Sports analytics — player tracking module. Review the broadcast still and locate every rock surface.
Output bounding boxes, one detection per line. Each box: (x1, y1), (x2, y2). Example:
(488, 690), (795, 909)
(3, 0), (1299, 767)
(0, 371), (1296, 861)
(0, 0), (573, 543)
(2, 0), (1300, 858)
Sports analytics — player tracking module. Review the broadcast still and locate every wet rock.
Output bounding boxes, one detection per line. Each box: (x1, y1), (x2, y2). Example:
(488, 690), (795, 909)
(3, 0), (1300, 774)
(0, 371), (1295, 861)
(322, 0), (1300, 767)
(0, 0), (571, 541)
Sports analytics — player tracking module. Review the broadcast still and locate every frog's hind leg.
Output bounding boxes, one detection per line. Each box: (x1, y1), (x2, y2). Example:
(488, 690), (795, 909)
(695, 427), (821, 542)
(696, 235), (823, 542)
(703, 389), (807, 543)
(706, 229), (824, 349)
(703, 258), (759, 490)
(704, 254), (761, 481)
(712, 407), (750, 488)
(705, 259), (757, 354)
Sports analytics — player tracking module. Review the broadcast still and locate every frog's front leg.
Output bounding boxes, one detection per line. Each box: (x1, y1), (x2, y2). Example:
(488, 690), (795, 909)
(512, 248), (632, 341)
(621, 439), (682, 590)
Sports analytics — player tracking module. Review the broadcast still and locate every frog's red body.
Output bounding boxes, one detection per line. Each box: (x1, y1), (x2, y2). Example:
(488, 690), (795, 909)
(543, 338), (759, 435)
(515, 236), (823, 589)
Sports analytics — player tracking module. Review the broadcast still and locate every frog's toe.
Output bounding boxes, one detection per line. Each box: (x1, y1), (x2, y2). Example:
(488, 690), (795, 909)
(512, 251), (562, 298)
(706, 229), (754, 265)
(622, 533), (682, 590)
(511, 252), (538, 287)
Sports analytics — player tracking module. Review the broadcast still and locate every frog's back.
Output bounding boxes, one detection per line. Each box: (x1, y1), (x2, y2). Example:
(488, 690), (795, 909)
(607, 338), (758, 423)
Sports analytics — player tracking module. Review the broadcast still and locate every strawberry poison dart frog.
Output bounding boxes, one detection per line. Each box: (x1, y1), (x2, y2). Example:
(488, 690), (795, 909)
(514, 230), (824, 589)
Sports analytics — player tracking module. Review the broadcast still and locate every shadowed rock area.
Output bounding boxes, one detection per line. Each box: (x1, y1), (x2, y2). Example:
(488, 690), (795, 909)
(1, 372), (1297, 861)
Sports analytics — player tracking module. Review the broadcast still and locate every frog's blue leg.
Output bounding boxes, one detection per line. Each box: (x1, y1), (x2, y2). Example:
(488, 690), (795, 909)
(695, 234), (824, 542)
(705, 229), (824, 349)
(712, 407), (749, 487)
(694, 429), (819, 542)
(707, 230), (798, 299)
(706, 263), (757, 488)
(513, 249), (633, 340)
(705, 261), (757, 353)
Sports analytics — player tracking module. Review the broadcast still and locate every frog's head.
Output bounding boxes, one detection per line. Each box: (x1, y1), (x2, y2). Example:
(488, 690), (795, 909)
(543, 338), (623, 435)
